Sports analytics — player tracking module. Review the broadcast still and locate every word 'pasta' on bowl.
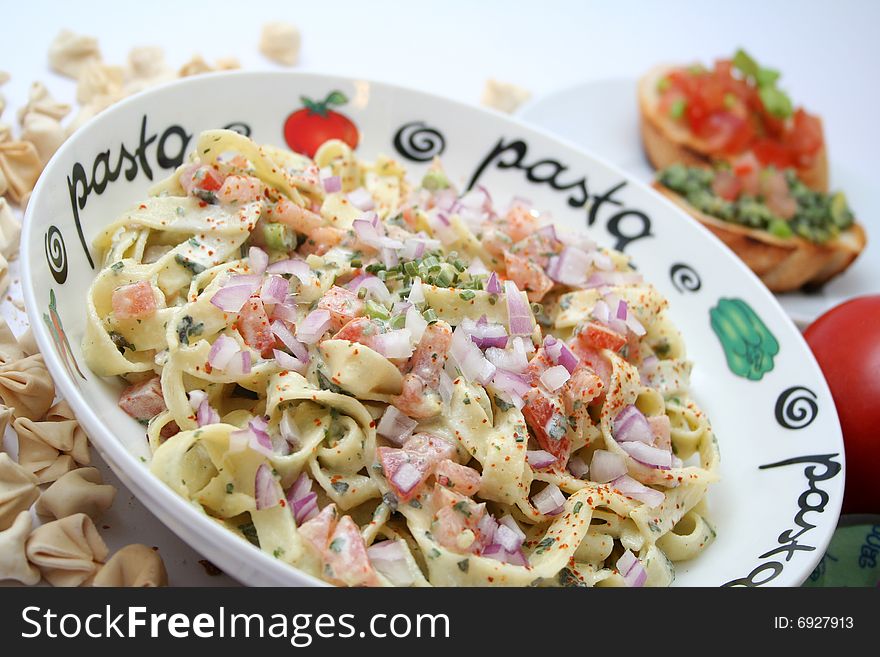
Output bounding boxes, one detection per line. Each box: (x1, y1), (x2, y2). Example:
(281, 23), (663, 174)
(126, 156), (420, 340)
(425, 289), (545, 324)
(22, 71), (844, 587)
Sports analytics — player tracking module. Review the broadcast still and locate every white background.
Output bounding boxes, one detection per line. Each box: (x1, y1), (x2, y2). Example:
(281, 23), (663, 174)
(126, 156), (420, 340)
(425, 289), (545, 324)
(1, 0), (876, 586)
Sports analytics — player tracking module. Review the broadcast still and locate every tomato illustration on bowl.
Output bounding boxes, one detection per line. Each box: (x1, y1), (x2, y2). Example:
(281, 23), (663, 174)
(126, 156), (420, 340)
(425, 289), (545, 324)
(283, 90), (359, 158)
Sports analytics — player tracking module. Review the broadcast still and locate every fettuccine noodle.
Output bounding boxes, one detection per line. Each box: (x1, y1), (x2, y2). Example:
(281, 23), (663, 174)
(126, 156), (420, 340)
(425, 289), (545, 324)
(83, 129), (718, 587)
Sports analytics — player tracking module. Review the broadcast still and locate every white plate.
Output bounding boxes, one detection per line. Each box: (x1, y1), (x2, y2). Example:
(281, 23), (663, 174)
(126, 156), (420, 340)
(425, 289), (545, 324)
(518, 78), (879, 327)
(22, 71), (844, 586)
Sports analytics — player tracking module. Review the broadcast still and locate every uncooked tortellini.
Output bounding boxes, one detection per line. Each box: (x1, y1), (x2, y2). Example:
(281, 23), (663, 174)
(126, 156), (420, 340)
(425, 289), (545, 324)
(26, 513), (109, 587)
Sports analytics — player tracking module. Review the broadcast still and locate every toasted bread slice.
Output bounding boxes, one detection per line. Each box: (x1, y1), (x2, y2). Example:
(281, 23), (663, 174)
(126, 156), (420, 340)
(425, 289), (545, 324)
(654, 183), (866, 292)
(639, 65), (829, 192)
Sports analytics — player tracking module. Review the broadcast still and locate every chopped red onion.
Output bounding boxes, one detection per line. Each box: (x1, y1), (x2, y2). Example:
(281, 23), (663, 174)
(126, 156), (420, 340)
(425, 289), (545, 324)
(462, 317), (509, 350)
(546, 246), (591, 286)
(273, 349), (307, 374)
(296, 309), (332, 344)
(617, 549), (647, 587)
(619, 441), (672, 469)
(405, 305), (428, 343)
(450, 323), (497, 385)
(504, 280), (534, 336)
(407, 277), (425, 305)
(494, 524), (523, 552)
(208, 334), (240, 370)
(367, 540), (413, 586)
(485, 345), (528, 373)
(260, 276), (289, 304)
(267, 258), (313, 285)
(390, 462), (422, 495)
(610, 474), (665, 507)
(270, 320), (309, 361)
(532, 483), (565, 516)
(539, 365), (570, 392)
(240, 351), (252, 374)
(287, 473), (318, 524)
(254, 463), (280, 510)
(476, 512), (498, 546)
(377, 406), (418, 446)
(613, 405), (654, 444)
(526, 450), (557, 469)
(590, 449), (627, 483)
(490, 368), (531, 398)
(498, 515), (525, 543)
(188, 389), (208, 412)
(485, 272), (502, 295)
(370, 329), (415, 359)
(322, 175), (341, 193)
(271, 302), (298, 324)
(248, 419), (274, 456)
(592, 299), (610, 323)
(505, 546), (529, 567)
(248, 247), (268, 275)
(346, 273), (393, 305)
(197, 399), (220, 426)
(438, 371), (454, 407)
(567, 456), (589, 479)
(211, 285), (257, 313)
(279, 410), (300, 449)
(347, 187), (375, 211)
(543, 335), (579, 374)
(639, 355), (659, 379)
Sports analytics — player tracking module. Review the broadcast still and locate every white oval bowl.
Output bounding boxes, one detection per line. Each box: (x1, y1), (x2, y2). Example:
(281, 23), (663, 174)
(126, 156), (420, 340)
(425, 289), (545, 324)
(22, 71), (844, 587)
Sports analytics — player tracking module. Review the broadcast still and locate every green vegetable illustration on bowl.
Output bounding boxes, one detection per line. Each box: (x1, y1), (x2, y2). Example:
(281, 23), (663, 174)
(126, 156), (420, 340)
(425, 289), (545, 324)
(710, 297), (779, 380)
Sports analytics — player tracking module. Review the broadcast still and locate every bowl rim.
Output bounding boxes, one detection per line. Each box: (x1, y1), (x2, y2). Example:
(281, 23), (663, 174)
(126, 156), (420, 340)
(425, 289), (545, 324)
(20, 69), (844, 587)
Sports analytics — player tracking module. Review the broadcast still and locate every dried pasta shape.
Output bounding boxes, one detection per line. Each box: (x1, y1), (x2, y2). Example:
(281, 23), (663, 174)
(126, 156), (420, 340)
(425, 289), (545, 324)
(0, 354), (56, 420)
(0, 452), (40, 531)
(0, 139), (42, 204)
(0, 198), (21, 259)
(0, 511), (40, 584)
(0, 314), (24, 365)
(26, 513), (108, 586)
(16, 326), (39, 357)
(21, 111), (66, 163)
(48, 29), (101, 79)
(92, 544), (168, 587)
(16, 82), (71, 124)
(259, 22), (301, 66)
(15, 411), (90, 483)
(36, 467), (116, 520)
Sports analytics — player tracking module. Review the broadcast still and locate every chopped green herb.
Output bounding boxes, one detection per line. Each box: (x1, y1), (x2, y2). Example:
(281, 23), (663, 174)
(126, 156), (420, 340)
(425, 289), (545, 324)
(238, 521), (260, 547)
(457, 559), (470, 573)
(175, 254), (206, 275)
(226, 483), (234, 494)
(669, 98), (686, 120)
(573, 501), (583, 514)
(535, 537), (555, 554)
(459, 290), (476, 301)
(329, 538), (345, 553)
(331, 481), (350, 495)
(494, 395), (514, 412)
(176, 315), (204, 345)
(453, 501), (471, 517)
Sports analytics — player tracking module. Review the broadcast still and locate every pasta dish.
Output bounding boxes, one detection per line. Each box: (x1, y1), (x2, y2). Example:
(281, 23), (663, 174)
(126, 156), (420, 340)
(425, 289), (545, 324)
(83, 129), (719, 586)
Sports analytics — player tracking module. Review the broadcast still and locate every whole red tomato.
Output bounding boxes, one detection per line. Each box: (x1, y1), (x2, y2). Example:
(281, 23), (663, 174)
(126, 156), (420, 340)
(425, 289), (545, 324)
(804, 295), (880, 514)
(283, 91), (359, 158)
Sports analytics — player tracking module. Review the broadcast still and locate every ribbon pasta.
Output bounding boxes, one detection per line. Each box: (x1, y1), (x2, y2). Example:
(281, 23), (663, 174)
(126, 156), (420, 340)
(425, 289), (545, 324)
(83, 130), (718, 587)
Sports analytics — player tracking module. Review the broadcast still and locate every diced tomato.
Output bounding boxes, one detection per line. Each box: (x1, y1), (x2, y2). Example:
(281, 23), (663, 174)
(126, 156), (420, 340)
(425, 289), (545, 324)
(333, 316), (383, 348)
(503, 251), (554, 302)
(576, 322), (627, 353)
(185, 165), (225, 194)
(216, 175), (264, 204)
(508, 232), (563, 269)
(379, 433), (457, 502)
(788, 109), (824, 163)
(118, 376), (166, 422)
(317, 286), (365, 332)
(430, 485), (486, 554)
(111, 281), (157, 320)
(561, 366), (604, 434)
(434, 459), (481, 496)
(568, 342), (611, 393)
(752, 138), (793, 169)
(648, 415), (672, 452)
(405, 321), (451, 387)
(522, 387), (571, 463)
(298, 504), (337, 550)
(236, 297), (274, 357)
(323, 515), (381, 587)
(504, 203), (541, 243)
(299, 227), (345, 257)
(711, 169), (742, 201)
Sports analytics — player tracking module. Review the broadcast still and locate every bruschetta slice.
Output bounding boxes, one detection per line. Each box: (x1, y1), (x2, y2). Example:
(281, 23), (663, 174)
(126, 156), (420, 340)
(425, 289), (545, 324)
(639, 50), (828, 191)
(654, 159), (865, 292)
